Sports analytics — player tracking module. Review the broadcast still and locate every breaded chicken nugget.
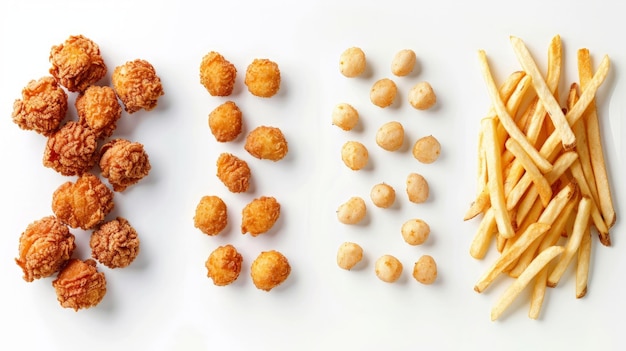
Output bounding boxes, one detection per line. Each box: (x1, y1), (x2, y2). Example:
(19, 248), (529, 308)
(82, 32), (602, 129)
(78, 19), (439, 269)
(250, 250), (291, 291)
(200, 51), (237, 96)
(76, 85), (122, 139)
(52, 258), (106, 311)
(241, 196), (280, 236)
(206, 244), (243, 286)
(216, 153), (251, 193)
(112, 59), (164, 113)
(194, 195), (228, 236)
(15, 216), (76, 282)
(99, 139), (151, 191)
(12, 76), (68, 136)
(52, 173), (114, 230)
(49, 35), (107, 92)
(43, 121), (98, 176)
(244, 126), (288, 161)
(244, 58), (281, 97)
(90, 217), (140, 269)
(209, 101), (243, 142)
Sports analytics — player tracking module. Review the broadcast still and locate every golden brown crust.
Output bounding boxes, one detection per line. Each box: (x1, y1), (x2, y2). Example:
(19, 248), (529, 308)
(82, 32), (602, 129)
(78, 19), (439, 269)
(208, 101), (243, 142)
(112, 59), (163, 113)
(216, 153), (251, 193)
(244, 126), (288, 161)
(52, 258), (106, 311)
(199, 51), (237, 96)
(12, 76), (68, 136)
(193, 195), (228, 236)
(206, 244), (243, 286)
(49, 35), (107, 92)
(43, 121), (99, 176)
(90, 217), (139, 269)
(52, 173), (114, 230)
(241, 196), (280, 236)
(250, 250), (291, 291)
(76, 85), (122, 139)
(99, 139), (151, 191)
(244, 58), (280, 97)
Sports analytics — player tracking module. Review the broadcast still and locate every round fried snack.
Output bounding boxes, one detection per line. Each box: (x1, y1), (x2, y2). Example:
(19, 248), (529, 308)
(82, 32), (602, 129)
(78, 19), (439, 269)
(200, 51), (237, 96)
(375, 254), (403, 283)
(90, 217), (140, 269)
(216, 153), (251, 193)
(412, 135), (441, 164)
(15, 216), (76, 282)
(206, 244), (243, 286)
(341, 141), (368, 171)
(194, 195), (228, 236)
(336, 242), (363, 270)
(339, 47), (366, 78)
(244, 126), (288, 161)
(337, 196), (367, 225)
(49, 34), (107, 92)
(241, 196), (280, 236)
(406, 172), (429, 204)
(99, 139), (151, 192)
(370, 78), (397, 108)
(43, 121), (98, 176)
(52, 258), (106, 311)
(12, 76), (68, 136)
(209, 101), (243, 142)
(409, 81), (436, 110)
(112, 59), (164, 113)
(244, 58), (281, 98)
(391, 49), (417, 77)
(76, 85), (122, 139)
(331, 103), (359, 131)
(52, 173), (114, 230)
(250, 250), (291, 291)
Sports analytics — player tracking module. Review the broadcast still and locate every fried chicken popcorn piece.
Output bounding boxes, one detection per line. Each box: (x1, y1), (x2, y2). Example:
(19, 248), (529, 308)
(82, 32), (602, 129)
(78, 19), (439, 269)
(250, 250), (291, 291)
(90, 217), (140, 269)
(244, 58), (281, 98)
(99, 139), (151, 191)
(76, 85), (122, 139)
(49, 35), (107, 92)
(209, 101), (243, 142)
(200, 51), (237, 96)
(112, 59), (164, 113)
(43, 121), (98, 176)
(52, 258), (106, 311)
(216, 153), (251, 193)
(12, 76), (68, 136)
(244, 126), (288, 161)
(241, 196), (280, 236)
(206, 244), (243, 286)
(194, 195), (228, 236)
(15, 216), (76, 282)
(52, 173), (114, 230)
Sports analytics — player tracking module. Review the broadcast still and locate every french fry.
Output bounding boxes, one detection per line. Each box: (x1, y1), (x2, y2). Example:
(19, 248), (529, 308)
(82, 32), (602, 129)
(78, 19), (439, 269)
(505, 138), (552, 207)
(470, 208), (497, 259)
(528, 266), (549, 319)
(576, 226), (592, 298)
(569, 160), (610, 245)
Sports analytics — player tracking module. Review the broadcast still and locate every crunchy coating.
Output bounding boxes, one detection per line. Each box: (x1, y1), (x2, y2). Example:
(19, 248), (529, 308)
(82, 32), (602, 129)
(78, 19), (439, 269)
(52, 173), (114, 230)
(206, 244), (243, 286)
(90, 217), (140, 269)
(112, 59), (164, 113)
(15, 216), (76, 282)
(209, 101), (243, 142)
(52, 258), (106, 311)
(12, 76), (68, 136)
(244, 58), (281, 97)
(49, 35), (107, 92)
(99, 139), (151, 191)
(216, 153), (251, 193)
(241, 196), (280, 236)
(43, 121), (98, 176)
(194, 195), (228, 236)
(200, 51), (237, 96)
(244, 126), (288, 161)
(250, 250), (291, 291)
(76, 85), (122, 139)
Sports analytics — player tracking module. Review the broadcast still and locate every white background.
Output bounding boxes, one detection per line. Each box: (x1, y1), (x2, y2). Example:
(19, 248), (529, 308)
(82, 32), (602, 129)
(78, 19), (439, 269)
(1, 1), (624, 350)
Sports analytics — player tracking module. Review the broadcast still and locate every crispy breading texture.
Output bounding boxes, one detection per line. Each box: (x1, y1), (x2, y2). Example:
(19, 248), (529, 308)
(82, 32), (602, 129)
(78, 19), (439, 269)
(194, 195), (228, 236)
(200, 51), (237, 96)
(43, 121), (99, 176)
(99, 139), (151, 191)
(244, 126), (288, 161)
(112, 59), (164, 113)
(250, 250), (291, 291)
(241, 196), (280, 236)
(206, 244), (243, 286)
(216, 153), (251, 193)
(209, 101), (243, 142)
(90, 217), (140, 269)
(245, 58), (281, 97)
(76, 85), (122, 139)
(52, 258), (106, 311)
(49, 35), (107, 92)
(12, 76), (68, 136)
(52, 173), (114, 230)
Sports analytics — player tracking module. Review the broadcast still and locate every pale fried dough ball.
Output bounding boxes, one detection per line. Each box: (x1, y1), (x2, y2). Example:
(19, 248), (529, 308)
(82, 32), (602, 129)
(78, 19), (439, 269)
(112, 59), (164, 113)
(52, 173), (114, 230)
(375, 121), (404, 151)
(250, 250), (291, 291)
(194, 195), (228, 236)
(199, 51), (237, 96)
(12, 76), (68, 136)
(413, 255), (437, 285)
(409, 81), (436, 110)
(52, 258), (106, 311)
(206, 244), (243, 286)
(401, 218), (430, 245)
(244, 126), (288, 161)
(99, 139), (151, 192)
(15, 216), (76, 282)
(336, 242), (363, 270)
(406, 173), (429, 204)
(412, 135), (441, 164)
(209, 101), (243, 142)
(375, 254), (403, 283)
(339, 47), (366, 78)
(244, 58), (281, 98)
(90, 217), (140, 269)
(43, 121), (98, 176)
(331, 103), (359, 131)
(216, 153), (251, 193)
(341, 141), (368, 170)
(49, 34), (107, 92)
(391, 49), (417, 77)
(241, 196), (280, 236)
(337, 196), (366, 225)
(75, 85), (122, 139)
(370, 78), (397, 108)
(370, 183), (396, 208)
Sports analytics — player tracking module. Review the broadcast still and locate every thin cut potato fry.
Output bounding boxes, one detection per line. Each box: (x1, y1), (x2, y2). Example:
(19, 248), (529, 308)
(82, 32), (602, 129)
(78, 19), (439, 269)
(505, 138), (552, 207)
(470, 207), (496, 259)
(569, 160), (610, 245)
(528, 266), (549, 319)
(576, 226), (592, 298)
(503, 196), (544, 258)
(464, 185), (490, 221)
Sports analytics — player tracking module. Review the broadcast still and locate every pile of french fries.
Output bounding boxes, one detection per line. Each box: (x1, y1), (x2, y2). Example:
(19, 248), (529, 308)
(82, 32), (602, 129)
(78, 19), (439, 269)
(464, 35), (616, 320)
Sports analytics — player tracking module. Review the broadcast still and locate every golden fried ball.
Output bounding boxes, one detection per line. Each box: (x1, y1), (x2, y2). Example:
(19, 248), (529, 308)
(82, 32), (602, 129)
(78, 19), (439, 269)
(336, 242), (363, 270)
(216, 153), (251, 193)
(375, 121), (404, 151)
(375, 254), (403, 283)
(250, 250), (291, 291)
(15, 216), (76, 282)
(370, 183), (396, 208)
(241, 196), (280, 236)
(206, 244), (243, 286)
(99, 139), (151, 192)
(43, 121), (98, 176)
(52, 258), (106, 311)
(12, 76), (68, 136)
(112, 59), (164, 113)
(194, 195), (228, 236)
(52, 173), (114, 230)
(244, 58), (281, 98)
(413, 255), (437, 285)
(199, 51), (237, 96)
(401, 218), (430, 245)
(90, 217), (140, 269)
(391, 49), (417, 77)
(412, 135), (441, 164)
(209, 101), (243, 142)
(370, 78), (397, 108)
(339, 47), (366, 78)
(409, 81), (436, 110)
(75, 85), (122, 139)
(244, 126), (288, 161)
(341, 141), (368, 170)
(337, 196), (366, 225)
(406, 172), (429, 204)
(331, 103), (359, 131)
(49, 34), (107, 92)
